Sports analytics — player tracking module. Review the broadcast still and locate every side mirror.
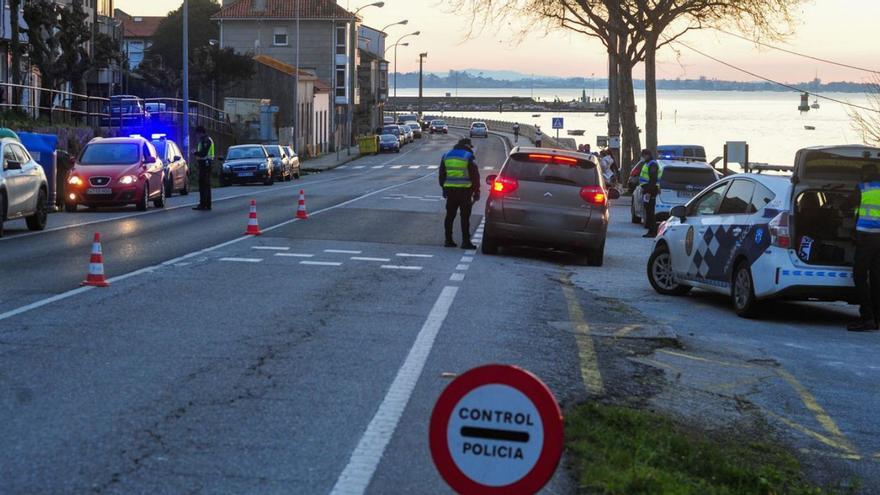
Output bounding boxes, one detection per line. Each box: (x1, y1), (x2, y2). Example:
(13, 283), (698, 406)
(608, 188), (621, 200)
(486, 174), (497, 185)
(670, 205), (687, 221)
(144, 156), (157, 164)
(5, 160), (21, 170)
(173, 155), (182, 162)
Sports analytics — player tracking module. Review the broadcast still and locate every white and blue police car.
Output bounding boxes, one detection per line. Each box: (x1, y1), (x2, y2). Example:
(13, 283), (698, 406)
(646, 145), (880, 317)
(631, 160), (721, 224)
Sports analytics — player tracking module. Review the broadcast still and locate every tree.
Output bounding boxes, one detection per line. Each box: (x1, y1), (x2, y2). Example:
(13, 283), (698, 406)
(850, 77), (880, 146)
(8, 0), (22, 104)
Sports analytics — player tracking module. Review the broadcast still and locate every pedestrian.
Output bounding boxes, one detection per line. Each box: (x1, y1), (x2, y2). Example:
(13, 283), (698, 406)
(439, 138), (480, 249)
(638, 148), (660, 238)
(535, 126), (543, 148)
(513, 122), (520, 143)
(584, 143), (592, 155)
(600, 149), (615, 185)
(192, 126), (215, 211)
(847, 164), (880, 332)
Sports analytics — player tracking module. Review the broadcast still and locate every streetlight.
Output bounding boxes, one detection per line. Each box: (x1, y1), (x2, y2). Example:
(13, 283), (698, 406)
(182, 0), (189, 160)
(353, 1), (385, 16)
(381, 19), (408, 32)
(344, 2), (384, 156)
(391, 31), (420, 98)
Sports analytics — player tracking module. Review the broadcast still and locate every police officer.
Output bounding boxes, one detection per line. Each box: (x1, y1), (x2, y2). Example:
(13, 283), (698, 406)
(639, 148), (661, 238)
(440, 138), (480, 249)
(192, 126), (215, 211)
(535, 126), (543, 148)
(848, 163), (880, 332)
(513, 122), (520, 143)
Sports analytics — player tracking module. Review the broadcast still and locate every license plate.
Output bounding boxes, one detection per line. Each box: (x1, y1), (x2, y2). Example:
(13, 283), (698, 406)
(236, 172), (254, 177)
(87, 188), (112, 194)
(677, 191), (696, 198)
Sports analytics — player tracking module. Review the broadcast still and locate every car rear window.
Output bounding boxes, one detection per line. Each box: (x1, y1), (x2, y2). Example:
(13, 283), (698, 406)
(502, 154), (598, 187)
(80, 143), (140, 165)
(265, 146), (282, 157)
(660, 167), (718, 190)
(802, 151), (880, 181)
(380, 134), (397, 142)
(472, 123), (486, 128)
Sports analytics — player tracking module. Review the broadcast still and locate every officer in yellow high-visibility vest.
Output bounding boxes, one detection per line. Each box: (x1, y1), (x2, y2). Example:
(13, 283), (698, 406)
(193, 126), (215, 211)
(848, 163), (880, 331)
(439, 138), (480, 249)
(639, 149), (662, 238)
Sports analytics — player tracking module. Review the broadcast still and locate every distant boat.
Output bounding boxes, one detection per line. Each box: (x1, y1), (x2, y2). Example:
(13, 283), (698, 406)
(804, 125), (816, 130)
(531, 114), (541, 117)
(567, 130), (586, 136)
(595, 113), (606, 117)
(811, 99), (820, 109)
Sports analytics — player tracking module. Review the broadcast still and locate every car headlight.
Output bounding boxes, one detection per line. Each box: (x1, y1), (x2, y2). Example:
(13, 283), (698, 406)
(118, 175), (138, 185)
(259, 162), (268, 170)
(67, 176), (83, 186)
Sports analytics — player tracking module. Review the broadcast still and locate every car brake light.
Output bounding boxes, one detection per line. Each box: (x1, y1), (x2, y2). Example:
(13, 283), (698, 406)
(492, 176), (519, 195)
(769, 211), (790, 248)
(527, 153), (578, 165)
(580, 186), (606, 206)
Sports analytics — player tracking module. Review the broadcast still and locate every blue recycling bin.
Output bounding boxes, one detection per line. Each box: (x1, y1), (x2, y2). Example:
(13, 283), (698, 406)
(18, 132), (59, 209)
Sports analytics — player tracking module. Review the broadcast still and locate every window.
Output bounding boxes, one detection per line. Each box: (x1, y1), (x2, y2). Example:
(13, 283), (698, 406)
(502, 155), (599, 187)
(718, 180), (756, 215)
(143, 144), (152, 160)
(336, 67), (346, 97)
(11, 144), (30, 164)
(79, 143), (140, 165)
(750, 184), (776, 213)
(3, 145), (16, 170)
(689, 182), (729, 216)
(336, 25), (347, 55)
(273, 28), (288, 46)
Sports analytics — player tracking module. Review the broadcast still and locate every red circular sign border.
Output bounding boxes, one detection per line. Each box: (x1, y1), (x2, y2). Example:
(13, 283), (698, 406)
(429, 364), (564, 495)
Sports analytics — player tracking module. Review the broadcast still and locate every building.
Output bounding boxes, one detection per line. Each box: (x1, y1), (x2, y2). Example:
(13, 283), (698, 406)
(212, 0), (359, 152)
(115, 9), (162, 70)
(356, 25), (388, 134)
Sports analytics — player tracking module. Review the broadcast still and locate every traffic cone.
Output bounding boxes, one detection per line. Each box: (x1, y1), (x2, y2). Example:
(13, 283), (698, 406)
(81, 232), (110, 287)
(296, 190), (309, 220)
(244, 199), (262, 235)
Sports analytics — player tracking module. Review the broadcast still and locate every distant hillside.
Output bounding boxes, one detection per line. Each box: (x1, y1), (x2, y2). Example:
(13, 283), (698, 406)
(392, 70), (873, 93)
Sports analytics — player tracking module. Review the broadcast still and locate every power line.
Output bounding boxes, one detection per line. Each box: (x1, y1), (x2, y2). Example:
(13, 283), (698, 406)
(713, 28), (880, 75)
(668, 38), (880, 114)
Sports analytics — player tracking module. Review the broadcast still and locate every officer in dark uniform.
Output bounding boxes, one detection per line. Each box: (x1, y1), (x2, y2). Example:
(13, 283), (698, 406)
(193, 126), (215, 211)
(847, 163), (880, 331)
(639, 148), (660, 238)
(439, 138), (480, 249)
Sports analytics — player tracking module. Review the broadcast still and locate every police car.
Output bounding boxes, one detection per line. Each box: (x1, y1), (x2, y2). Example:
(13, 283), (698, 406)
(646, 145), (880, 317)
(631, 160), (720, 224)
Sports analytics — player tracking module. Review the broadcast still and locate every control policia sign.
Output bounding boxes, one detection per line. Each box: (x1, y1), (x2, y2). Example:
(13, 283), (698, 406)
(429, 364), (564, 494)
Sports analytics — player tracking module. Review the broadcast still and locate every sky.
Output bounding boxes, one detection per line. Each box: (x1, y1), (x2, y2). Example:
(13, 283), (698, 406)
(115, 0), (880, 83)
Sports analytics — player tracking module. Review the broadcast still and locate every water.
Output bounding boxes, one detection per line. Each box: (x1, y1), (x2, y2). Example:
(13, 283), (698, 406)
(394, 88), (872, 165)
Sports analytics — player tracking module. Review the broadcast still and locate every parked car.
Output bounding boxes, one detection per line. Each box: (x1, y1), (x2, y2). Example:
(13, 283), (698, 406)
(150, 134), (189, 197)
(382, 125), (405, 147)
(657, 144), (707, 162)
(396, 114), (419, 125)
(470, 121), (489, 138)
(284, 146), (302, 179)
(220, 145), (275, 186)
(383, 116), (396, 125)
(65, 136), (166, 212)
(399, 124), (414, 144)
(631, 160), (720, 224)
(430, 120), (449, 134)
(264, 144), (293, 181)
(646, 145), (880, 317)
(0, 137), (49, 236)
(100, 95), (150, 128)
(378, 134), (401, 153)
(482, 147), (620, 266)
(406, 122), (422, 139)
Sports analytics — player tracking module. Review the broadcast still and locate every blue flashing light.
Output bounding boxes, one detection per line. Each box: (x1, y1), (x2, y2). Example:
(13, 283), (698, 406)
(129, 134), (142, 138)
(151, 133), (167, 140)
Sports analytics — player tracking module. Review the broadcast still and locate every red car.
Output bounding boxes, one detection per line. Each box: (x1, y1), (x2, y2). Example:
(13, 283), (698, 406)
(65, 136), (166, 212)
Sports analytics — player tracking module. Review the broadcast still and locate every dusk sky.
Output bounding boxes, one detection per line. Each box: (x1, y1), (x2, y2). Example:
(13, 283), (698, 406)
(116, 0), (880, 83)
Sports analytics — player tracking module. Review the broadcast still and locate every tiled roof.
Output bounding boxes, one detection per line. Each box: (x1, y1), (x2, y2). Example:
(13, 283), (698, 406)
(253, 55), (318, 79)
(116, 10), (163, 39)
(212, 0), (354, 20)
(314, 79), (331, 91)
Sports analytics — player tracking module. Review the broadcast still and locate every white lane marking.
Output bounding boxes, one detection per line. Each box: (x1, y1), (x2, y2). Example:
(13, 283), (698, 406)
(0, 174), (434, 323)
(455, 264), (470, 271)
(482, 167), (494, 170)
(275, 253), (314, 258)
(380, 265), (423, 271)
(450, 273), (466, 282)
(391, 165), (403, 169)
(352, 165), (366, 169)
(419, 198), (439, 202)
(428, 166), (439, 170)
(300, 261), (343, 267)
(175, 262), (191, 267)
(460, 256), (474, 263)
(396, 253), (433, 258)
(351, 257), (392, 262)
(330, 286), (459, 495)
(408, 165), (420, 169)
(220, 257), (263, 263)
(325, 249), (362, 254)
(372, 165), (384, 169)
(465, 250), (476, 255)
(252, 246), (290, 251)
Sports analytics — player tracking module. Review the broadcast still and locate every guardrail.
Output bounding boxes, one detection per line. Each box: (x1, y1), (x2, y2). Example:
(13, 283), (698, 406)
(431, 115), (574, 150)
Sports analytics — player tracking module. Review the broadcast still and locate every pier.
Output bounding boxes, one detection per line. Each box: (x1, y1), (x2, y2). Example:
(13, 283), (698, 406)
(386, 96), (608, 113)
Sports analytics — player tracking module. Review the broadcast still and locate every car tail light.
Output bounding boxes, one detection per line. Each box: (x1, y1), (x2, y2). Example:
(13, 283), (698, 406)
(630, 165), (641, 177)
(769, 211), (790, 248)
(580, 186), (606, 206)
(491, 176), (519, 195)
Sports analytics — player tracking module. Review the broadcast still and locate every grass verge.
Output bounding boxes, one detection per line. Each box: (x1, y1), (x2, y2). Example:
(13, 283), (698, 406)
(566, 402), (853, 494)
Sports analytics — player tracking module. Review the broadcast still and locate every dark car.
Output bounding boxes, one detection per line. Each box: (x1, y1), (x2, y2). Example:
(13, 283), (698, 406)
(382, 125), (404, 147)
(378, 134), (401, 153)
(220, 145), (274, 186)
(151, 135), (189, 197)
(429, 120), (449, 134)
(482, 147), (619, 266)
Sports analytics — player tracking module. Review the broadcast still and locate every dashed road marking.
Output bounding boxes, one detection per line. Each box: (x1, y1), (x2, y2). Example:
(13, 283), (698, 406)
(397, 253), (433, 258)
(465, 250), (476, 255)
(351, 257), (392, 262)
(455, 264), (470, 271)
(252, 246), (290, 251)
(428, 166), (439, 170)
(450, 273), (466, 282)
(561, 276), (605, 396)
(408, 165), (420, 169)
(352, 165), (366, 169)
(220, 257), (263, 263)
(325, 249), (363, 254)
(381, 265), (423, 271)
(372, 165), (384, 169)
(275, 253), (314, 258)
(391, 165), (403, 169)
(300, 261), (343, 267)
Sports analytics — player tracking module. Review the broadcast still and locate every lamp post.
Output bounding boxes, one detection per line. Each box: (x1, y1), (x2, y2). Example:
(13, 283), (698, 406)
(390, 31), (420, 99)
(418, 52), (427, 117)
(182, 0), (189, 159)
(381, 19), (408, 32)
(345, 2), (384, 155)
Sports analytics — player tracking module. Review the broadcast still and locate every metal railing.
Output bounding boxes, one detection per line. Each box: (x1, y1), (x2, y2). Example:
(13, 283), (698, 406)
(434, 115), (573, 150)
(0, 82), (109, 127)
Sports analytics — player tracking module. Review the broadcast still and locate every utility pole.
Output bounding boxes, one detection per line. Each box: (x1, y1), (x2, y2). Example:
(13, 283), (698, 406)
(418, 52), (427, 118)
(182, 0), (190, 159)
(293, 0), (300, 152)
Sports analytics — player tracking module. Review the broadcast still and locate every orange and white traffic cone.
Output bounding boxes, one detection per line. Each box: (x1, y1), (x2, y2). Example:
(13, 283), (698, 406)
(244, 199), (262, 235)
(296, 189), (309, 220)
(81, 232), (110, 287)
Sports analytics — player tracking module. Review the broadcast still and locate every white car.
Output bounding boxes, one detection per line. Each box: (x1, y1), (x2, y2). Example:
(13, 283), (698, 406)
(646, 145), (880, 317)
(0, 136), (49, 237)
(469, 122), (489, 138)
(631, 160), (720, 224)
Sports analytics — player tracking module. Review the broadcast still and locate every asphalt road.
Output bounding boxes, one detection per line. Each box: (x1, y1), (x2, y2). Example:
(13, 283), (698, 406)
(1, 130), (877, 493)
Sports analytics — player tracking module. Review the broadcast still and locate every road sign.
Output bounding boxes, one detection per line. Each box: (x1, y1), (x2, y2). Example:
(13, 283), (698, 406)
(551, 117), (564, 130)
(430, 364), (563, 495)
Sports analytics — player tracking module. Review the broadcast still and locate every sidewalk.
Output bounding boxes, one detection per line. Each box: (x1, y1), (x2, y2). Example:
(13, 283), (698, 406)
(301, 145), (361, 172)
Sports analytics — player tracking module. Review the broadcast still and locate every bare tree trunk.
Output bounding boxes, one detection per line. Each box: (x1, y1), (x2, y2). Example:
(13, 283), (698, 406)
(617, 32), (640, 168)
(644, 33), (659, 154)
(9, 0), (22, 108)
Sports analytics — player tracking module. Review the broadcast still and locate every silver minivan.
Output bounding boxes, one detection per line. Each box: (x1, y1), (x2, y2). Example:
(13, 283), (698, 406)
(0, 137), (49, 237)
(482, 147), (620, 266)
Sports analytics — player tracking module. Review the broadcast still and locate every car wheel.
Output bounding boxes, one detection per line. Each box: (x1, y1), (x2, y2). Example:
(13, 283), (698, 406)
(136, 184), (148, 211)
(64, 201), (77, 213)
(219, 177), (230, 187)
(165, 174), (174, 198)
(181, 175), (190, 195)
(585, 242), (605, 267)
(153, 182), (166, 208)
(25, 189), (48, 231)
(647, 244), (691, 296)
(732, 261), (763, 318)
(294, 170), (301, 179)
(481, 233), (499, 255)
(264, 174), (274, 186)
